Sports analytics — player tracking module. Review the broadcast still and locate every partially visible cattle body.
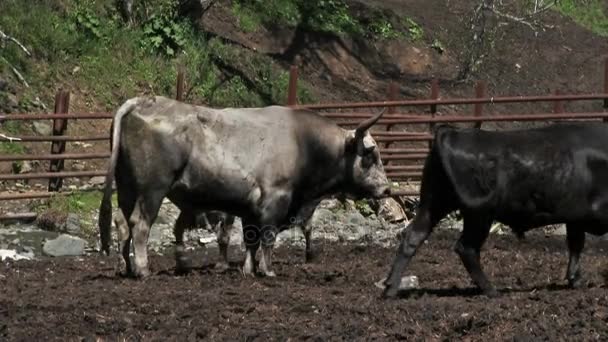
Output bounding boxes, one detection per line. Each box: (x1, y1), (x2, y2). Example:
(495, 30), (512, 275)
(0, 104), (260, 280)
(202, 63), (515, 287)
(197, 204), (318, 271)
(99, 96), (390, 278)
(383, 123), (608, 298)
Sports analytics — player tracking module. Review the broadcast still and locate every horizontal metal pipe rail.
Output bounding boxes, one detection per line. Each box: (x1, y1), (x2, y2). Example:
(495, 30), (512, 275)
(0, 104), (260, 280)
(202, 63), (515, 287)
(294, 93), (608, 110)
(385, 165), (425, 171)
(0, 113), (113, 120)
(323, 113), (422, 119)
(0, 187), (104, 201)
(387, 172), (422, 178)
(3, 135), (110, 142)
(0, 152), (111, 161)
(380, 148), (430, 154)
(0, 170), (105, 181)
(336, 111), (608, 125)
(375, 135), (433, 142)
(381, 154), (428, 161)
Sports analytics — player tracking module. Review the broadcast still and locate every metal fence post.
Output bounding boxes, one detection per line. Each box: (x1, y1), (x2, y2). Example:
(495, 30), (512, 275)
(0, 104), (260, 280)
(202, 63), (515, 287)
(604, 58), (608, 122)
(428, 79), (439, 149)
(553, 89), (564, 114)
(383, 82), (399, 165)
(176, 67), (185, 101)
(48, 90), (70, 192)
(474, 80), (486, 129)
(286, 65), (298, 106)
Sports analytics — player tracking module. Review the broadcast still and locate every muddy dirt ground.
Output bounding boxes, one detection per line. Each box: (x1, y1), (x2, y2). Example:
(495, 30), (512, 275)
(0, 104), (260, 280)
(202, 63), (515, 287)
(2, 229), (608, 341)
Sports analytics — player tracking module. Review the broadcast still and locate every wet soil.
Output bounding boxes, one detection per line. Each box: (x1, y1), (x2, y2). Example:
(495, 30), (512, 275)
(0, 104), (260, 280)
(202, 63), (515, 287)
(2, 229), (608, 341)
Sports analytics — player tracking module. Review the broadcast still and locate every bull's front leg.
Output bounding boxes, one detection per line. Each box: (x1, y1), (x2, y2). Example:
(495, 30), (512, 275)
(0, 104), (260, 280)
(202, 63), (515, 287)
(295, 199), (321, 263)
(241, 220), (260, 276)
(383, 211), (435, 298)
(215, 215), (235, 272)
(173, 210), (195, 275)
(565, 224), (586, 289)
(259, 225), (278, 277)
(255, 192), (292, 277)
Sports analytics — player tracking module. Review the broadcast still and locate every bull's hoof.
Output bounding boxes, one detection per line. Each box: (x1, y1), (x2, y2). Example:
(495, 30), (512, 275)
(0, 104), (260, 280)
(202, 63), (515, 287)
(242, 264), (256, 277)
(175, 257), (192, 276)
(568, 277), (585, 289)
(214, 261), (230, 273)
(482, 287), (499, 298)
(133, 268), (151, 279)
(259, 270), (277, 278)
(305, 251), (317, 263)
(117, 269), (133, 278)
(382, 285), (399, 299)
(175, 266), (192, 276)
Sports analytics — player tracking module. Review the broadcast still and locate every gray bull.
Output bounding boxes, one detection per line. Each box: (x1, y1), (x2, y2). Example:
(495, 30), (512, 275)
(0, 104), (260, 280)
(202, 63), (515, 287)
(383, 123), (608, 298)
(99, 96), (390, 278)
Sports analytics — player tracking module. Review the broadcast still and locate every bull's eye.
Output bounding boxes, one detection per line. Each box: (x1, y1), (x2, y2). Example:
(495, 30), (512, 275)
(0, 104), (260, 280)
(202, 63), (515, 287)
(361, 152), (375, 168)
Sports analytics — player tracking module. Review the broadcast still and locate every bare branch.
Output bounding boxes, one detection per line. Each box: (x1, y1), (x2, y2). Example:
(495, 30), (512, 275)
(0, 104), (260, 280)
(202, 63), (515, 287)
(0, 133), (22, 142)
(0, 57), (30, 88)
(0, 29), (31, 57)
(488, 2), (556, 32)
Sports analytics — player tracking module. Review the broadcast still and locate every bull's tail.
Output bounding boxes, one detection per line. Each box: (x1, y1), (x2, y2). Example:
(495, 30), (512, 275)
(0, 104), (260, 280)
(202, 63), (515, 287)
(98, 97), (140, 255)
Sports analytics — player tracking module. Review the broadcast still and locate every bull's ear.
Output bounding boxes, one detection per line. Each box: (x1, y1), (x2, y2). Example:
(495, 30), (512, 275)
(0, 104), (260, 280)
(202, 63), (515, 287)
(362, 135), (376, 153)
(345, 129), (358, 152)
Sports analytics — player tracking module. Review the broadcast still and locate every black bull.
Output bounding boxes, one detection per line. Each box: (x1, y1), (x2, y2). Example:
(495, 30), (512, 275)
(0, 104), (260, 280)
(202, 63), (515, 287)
(383, 123), (608, 298)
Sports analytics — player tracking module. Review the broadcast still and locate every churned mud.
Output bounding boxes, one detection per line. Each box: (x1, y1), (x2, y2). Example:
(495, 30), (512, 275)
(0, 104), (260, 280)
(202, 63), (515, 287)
(1, 229), (608, 341)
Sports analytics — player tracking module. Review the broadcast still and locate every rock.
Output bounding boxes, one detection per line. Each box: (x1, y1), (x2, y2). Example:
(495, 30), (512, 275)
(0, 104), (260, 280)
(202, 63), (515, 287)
(345, 210), (367, 226)
(374, 275), (419, 291)
(42, 234), (87, 257)
(0, 249), (34, 261)
(32, 121), (53, 136)
(343, 199), (357, 212)
(65, 213), (81, 235)
(18, 161), (33, 174)
(317, 198), (343, 211)
(89, 176), (106, 185)
(72, 162), (86, 171)
(0, 78), (7, 91)
(376, 198), (407, 223)
(7, 93), (18, 109)
(544, 224), (567, 236)
(155, 210), (175, 225)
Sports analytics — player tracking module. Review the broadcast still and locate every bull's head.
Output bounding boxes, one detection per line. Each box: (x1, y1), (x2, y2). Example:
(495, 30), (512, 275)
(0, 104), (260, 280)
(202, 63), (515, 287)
(344, 108), (391, 199)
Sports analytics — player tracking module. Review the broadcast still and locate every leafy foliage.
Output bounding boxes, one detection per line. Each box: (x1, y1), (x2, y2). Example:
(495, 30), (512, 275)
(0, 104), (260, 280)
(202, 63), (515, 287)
(555, 0), (608, 36)
(140, 2), (191, 57)
(231, 0), (423, 40)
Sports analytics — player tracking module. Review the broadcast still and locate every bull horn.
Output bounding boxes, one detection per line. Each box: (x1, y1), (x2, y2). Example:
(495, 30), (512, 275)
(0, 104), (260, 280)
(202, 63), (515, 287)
(355, 107), (387, 136)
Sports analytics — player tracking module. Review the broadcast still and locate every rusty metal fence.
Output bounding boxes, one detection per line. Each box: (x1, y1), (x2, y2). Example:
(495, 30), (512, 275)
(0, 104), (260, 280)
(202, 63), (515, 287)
(1, 59), (608, 219)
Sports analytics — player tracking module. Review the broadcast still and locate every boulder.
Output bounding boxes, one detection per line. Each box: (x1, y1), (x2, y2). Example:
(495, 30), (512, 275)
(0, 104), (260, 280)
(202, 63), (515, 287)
(32, 121), (53, 136)
(42, 234), (87, 257)
(375, 198), (407, 223)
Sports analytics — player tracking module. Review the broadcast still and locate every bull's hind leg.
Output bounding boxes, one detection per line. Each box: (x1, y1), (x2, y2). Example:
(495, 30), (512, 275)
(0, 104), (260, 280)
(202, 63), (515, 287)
(174, 210), (195, 275)
(215, 214), (235, 272)
(565, 223), (586, 288)
(129, 192), (165, 278)
(114, 209), (132, 276)
(454, 213), (496, 297)
(383, 206), (449, 298)
(116, 181), (136, 277)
